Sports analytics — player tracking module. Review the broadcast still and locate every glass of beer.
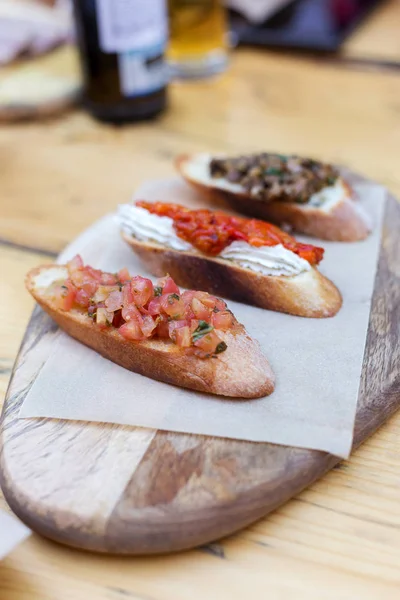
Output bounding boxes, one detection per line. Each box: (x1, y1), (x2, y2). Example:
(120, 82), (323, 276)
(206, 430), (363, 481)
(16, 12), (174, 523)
(167, 0), (229, 78)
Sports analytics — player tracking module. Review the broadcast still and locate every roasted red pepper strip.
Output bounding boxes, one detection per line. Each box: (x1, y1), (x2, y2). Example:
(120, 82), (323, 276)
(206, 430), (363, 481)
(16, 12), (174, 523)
(136, 201), (324, 265)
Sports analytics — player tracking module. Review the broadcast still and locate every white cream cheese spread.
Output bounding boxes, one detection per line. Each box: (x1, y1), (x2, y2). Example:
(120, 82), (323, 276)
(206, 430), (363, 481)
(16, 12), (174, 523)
(118, 204), (192, 251)
(219, 241), (310, 276)
(118, 205), (310, 277)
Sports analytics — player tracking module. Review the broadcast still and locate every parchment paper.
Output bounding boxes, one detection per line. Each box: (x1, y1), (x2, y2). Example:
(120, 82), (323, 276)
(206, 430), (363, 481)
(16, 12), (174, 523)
(0, 511), (30, 559)
(19, 176), (386, 458)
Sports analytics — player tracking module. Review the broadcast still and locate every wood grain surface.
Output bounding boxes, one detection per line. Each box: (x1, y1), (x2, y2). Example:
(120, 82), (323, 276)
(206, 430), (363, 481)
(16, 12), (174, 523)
(341, 0), (400, 64)
(0, 191), (399, 555)
(1, 24), (400, 598)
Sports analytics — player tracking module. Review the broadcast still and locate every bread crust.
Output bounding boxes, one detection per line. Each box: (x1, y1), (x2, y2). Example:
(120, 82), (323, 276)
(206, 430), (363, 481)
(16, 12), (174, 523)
(122, 234), (342, 319)
(176, 154), (371, 242)
(26, 266), (275, 399)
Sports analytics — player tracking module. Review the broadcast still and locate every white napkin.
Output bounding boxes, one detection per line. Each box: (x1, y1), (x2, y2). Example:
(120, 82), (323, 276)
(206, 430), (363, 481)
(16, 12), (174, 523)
(0, 0), (71, 65)
(0, 511), (30, 559)
(19, 177), (386, 458)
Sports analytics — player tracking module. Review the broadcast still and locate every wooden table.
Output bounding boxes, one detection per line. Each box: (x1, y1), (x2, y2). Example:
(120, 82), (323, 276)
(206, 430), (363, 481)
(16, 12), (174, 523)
(1, 4), (400, 597)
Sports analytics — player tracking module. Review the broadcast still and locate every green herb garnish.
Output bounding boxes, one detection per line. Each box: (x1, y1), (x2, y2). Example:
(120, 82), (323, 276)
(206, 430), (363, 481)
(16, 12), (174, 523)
(192, 320), (214, 342)
(168, 293), (180, 304)
(327, 176), (337, 185)
(265, 167), (283, 176)
(154, 286), (163, 296)
(215, 341), (228, 354)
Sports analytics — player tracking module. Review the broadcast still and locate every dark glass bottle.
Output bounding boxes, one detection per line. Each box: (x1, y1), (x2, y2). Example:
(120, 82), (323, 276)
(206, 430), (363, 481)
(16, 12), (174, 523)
(72, 0), (168, 123)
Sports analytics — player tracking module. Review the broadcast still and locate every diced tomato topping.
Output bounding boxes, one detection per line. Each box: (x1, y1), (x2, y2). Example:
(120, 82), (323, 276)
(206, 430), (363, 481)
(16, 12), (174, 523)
(194, 292), (218, 310)
(191, 297), (211, 320)
(121, 304), (142, 323)
(119, 320), (144, 341)
(136, 201), (324, 265)
(67, 254), (83, 272)
(212, 310), (235, 331)
(101, 272), (118, 286)
(105, 290), (123, 312)
(189, 319), (200, 334)
(140, 314), (157, 337)
(118, 267), (131, 283)
(193, 330), (224, 357)
(96, 307), (113, 328)
(154, 314), (170, 338)
(156, 275), (180, 296)
(175, 326), (191, 348)
(168, 319), (188, 339)
(130, 276), (154, 306)
(159, 294), (185, 320)
(122, 282), (133, 306)
(55, 255), (234, 358)
(85, 266), (103, 282)
(53, 279), (76, 311)
(147, 296), (162, 316)
(75, 288), (92, 308)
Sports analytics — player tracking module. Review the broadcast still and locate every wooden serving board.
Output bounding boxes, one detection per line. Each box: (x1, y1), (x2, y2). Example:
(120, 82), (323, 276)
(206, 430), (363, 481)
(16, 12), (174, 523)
(0, 195), (399, 555)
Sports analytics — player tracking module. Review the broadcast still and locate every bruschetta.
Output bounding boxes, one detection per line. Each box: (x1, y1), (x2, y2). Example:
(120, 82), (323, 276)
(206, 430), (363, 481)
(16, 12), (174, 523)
(119, 201), (342, 318)
(26, 256), (275, 399)
(176, 152), (372, 242)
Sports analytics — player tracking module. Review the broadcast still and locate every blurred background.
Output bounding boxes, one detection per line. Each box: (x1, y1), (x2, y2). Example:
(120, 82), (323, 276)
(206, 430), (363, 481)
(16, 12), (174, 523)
(0, 0), (398, 123)
(0, 0), (398, 255)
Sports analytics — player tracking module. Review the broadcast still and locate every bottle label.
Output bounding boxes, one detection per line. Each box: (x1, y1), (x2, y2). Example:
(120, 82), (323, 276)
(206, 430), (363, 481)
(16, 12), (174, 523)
(118, 43), (168, 97)
(95, 0), (168, 53)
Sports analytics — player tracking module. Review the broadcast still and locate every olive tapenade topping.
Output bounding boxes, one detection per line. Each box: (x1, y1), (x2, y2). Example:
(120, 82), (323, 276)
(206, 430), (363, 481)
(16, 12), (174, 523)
(209, 153), (339, 204)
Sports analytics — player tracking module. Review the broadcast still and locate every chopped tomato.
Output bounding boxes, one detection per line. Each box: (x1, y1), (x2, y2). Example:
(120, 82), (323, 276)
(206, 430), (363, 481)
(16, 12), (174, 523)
(191, 297), (210, 320)
(55, 256), (232, 358)
(122, 282), (133, 306)
(147, 296), (162, 316)
(136, 202), (324, 265)
(122, 304), (142, 323)
(119, 320), (144, 340)
(189, 319), (200, 334)
(96, 307), (114, 327)
(130, 276), (153, 306)
(157, 275), (180, 296)
(140, 314), (157, 337)
(159, 294), (185, 320)
(105, 290), (123, 312)
(181, 290), (196, 306)
(212, 310), (235, 331)
(168, 319), (188, 339)
(193, 330), (223, 356)
(101, 272), (118, 285)
(154, 314), (170, 338)
(117, 267), (131, 283)
(53, 279), (76, 311)
(75, 288), (92, 308)
(175, 326), (191, 347)
(93, 285), (118, 303)
(85, 266), (103, 282)
(67, 254), (83, 273)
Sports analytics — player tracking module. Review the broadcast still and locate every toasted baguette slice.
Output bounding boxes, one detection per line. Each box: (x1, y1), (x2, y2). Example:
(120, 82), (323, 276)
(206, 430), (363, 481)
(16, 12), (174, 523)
(122, 234), (342, 318)
(176, 153), (372, 242)
(26, 265), (275, 399)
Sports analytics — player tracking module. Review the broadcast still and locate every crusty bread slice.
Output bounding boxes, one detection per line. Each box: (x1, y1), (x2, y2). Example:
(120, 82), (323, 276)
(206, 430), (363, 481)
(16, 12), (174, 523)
(176, 153), (372, 242)
(26, 265), (275, 399)
(122, 234), (342, 318)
